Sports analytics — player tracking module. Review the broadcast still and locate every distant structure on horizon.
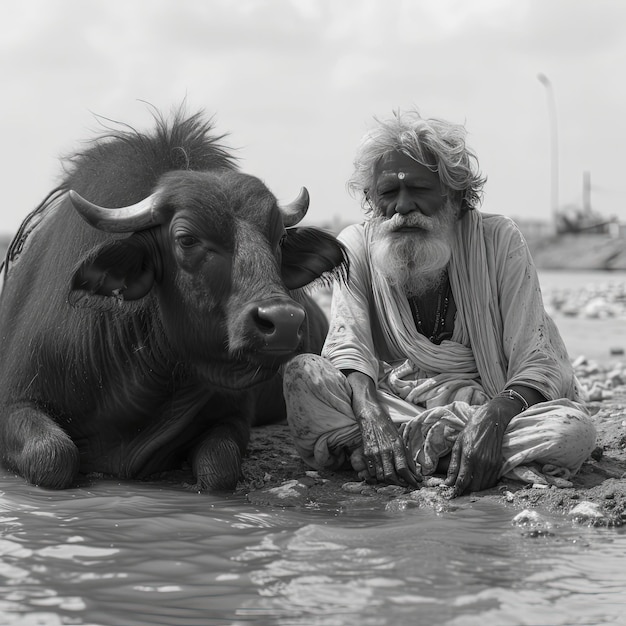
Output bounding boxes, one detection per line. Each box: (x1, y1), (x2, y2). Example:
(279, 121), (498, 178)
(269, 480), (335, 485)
(2, 169), (623, 272)
(517, 171), (623, 241)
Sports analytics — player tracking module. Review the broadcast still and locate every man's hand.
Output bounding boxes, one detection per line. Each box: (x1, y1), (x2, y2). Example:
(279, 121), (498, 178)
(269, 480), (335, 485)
(445, 397), (518, 497)
(346, 371), (420, 487)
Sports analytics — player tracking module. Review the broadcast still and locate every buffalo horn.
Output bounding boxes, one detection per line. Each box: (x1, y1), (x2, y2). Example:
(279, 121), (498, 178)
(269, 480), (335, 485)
(279, 187), (309, 227)
(68, 190), (162, 233)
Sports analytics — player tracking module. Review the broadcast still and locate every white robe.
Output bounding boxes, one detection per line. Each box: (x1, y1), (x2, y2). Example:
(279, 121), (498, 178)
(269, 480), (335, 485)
(322, 210), (582, 405)
(283, 211), (595, 485)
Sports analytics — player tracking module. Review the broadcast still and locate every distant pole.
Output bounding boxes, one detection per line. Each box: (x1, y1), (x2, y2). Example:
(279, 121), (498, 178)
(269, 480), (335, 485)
(537, 73), (559, 226)
(583, 171), (591, 213)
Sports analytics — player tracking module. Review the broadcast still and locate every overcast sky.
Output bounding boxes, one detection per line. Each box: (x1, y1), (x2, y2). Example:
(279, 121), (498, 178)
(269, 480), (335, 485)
(1, 0), (624, 235)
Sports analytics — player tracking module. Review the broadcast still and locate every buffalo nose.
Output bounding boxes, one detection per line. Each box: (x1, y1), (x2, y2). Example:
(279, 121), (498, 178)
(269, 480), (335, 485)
(253, 302), (306, 352)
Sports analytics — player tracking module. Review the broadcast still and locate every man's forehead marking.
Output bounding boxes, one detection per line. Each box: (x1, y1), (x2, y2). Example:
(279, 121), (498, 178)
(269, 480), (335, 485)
(375, 154), (437, 179)
(375, 167), (435, 184)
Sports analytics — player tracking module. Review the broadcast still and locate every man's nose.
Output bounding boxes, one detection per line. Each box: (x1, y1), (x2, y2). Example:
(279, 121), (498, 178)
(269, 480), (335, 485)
(393, 188), (415, 215)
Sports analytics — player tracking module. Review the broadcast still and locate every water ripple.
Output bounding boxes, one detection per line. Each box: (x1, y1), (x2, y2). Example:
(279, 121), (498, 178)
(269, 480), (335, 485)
(1, 471), (625, 625)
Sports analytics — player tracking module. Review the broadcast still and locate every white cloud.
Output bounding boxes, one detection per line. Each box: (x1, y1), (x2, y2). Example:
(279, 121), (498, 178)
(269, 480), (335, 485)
(0, 0), (625, 236)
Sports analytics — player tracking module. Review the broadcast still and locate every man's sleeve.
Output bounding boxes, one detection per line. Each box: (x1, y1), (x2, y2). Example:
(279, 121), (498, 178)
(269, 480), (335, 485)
(494, 218), (579, 400)
(321, 224), (381, 383)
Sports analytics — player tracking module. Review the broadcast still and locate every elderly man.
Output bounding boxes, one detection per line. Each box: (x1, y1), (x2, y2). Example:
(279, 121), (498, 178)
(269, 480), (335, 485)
(283, 109), (596, 497)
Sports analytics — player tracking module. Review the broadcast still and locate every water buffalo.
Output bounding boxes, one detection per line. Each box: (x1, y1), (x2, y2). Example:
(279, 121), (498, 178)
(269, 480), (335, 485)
(0, 109), (346, 491)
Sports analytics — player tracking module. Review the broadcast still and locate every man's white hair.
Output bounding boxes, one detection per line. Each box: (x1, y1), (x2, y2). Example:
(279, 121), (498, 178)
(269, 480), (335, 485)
(348, 108), (486, 215)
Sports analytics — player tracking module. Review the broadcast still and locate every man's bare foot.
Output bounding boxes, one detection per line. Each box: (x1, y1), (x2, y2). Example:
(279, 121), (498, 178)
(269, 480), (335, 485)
(349, 447), (372, 481)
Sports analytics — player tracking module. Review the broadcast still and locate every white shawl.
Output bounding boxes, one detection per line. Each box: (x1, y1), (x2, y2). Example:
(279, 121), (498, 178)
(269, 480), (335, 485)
(368, 210), (505, 404)
(323, 210), (579, 408)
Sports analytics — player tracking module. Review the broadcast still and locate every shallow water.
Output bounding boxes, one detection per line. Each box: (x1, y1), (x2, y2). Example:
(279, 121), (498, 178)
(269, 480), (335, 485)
(1, 470), (625, 626)
(539, 269), (626, 363)
(2, 269), (626, 626)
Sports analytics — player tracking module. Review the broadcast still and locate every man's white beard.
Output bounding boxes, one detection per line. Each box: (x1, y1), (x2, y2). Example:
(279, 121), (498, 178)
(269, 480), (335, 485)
(370, 202), (458, 297)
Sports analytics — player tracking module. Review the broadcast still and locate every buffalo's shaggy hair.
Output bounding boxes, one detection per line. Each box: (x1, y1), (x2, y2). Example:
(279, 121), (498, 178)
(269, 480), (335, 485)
(64, 106), (237, 206)
(347, 108), (487, 215)
(2, 106), (236, 277)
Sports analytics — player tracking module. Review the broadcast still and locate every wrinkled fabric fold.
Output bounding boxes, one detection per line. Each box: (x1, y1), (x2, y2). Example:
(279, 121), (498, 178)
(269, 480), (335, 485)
(284, 355), (596, 486)
(298, 212), (591, 488)
(448, 210), (507, 395)
(382, 358), (489, 408)
(323, 214), (582, 406)
(399, 398), (595, 481)
(367, 217), (484, 380)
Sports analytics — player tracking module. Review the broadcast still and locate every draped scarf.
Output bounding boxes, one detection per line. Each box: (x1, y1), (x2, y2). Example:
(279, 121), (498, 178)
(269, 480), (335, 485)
(368, 210), (508, 405)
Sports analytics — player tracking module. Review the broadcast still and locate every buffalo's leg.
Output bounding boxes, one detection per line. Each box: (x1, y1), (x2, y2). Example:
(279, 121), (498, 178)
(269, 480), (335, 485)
(191, 421), (250, 491)
(0, 404), (79, 488)
(251, 374), (287, 426)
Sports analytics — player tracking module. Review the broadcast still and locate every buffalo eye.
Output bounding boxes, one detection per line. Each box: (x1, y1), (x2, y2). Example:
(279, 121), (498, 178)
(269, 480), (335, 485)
(177, 234), (200, 249)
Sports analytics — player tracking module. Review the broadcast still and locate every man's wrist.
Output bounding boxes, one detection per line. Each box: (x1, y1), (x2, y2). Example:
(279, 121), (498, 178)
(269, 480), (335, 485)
(495, 388), (529, 412)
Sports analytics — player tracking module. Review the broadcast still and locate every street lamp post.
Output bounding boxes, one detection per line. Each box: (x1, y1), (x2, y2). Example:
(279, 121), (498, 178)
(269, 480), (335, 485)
(537, 73), (559, 227)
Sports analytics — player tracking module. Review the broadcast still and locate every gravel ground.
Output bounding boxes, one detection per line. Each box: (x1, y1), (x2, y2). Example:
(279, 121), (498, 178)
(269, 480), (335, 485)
(236, 358), (626, 528)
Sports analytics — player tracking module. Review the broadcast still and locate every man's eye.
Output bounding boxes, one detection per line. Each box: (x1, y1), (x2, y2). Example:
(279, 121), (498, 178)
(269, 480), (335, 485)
(178, 235), (199, 248)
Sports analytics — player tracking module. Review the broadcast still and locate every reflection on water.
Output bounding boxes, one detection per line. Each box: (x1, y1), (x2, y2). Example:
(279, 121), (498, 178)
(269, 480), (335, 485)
(1, 270), (625, 625)
(236, 507), (626, 626)
(1, 470), (625, 626)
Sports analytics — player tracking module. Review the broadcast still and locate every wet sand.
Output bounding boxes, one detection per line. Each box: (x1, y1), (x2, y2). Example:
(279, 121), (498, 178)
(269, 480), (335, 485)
(240, 374), (626, 527)
(238, 288), (626, 528)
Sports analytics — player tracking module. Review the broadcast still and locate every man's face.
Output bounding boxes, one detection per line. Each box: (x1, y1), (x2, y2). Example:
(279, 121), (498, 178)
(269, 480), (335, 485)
(369, 151), (458, 295)
(370, 151), (444, 221)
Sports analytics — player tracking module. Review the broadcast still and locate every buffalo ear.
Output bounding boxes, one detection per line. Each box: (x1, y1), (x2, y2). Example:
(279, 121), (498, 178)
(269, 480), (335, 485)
(69, 234), (155, 307)
(280, 227), (348, 290)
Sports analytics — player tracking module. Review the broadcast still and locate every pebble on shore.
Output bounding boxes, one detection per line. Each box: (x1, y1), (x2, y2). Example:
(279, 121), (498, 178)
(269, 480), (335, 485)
(544, 280), (626, 320)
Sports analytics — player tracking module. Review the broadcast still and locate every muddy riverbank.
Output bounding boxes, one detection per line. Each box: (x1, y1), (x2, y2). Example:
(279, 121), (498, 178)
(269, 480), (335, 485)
(237, 358), (626, 527)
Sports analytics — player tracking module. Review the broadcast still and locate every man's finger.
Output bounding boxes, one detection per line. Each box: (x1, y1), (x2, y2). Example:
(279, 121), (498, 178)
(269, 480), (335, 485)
(374, 454), (386, 481)
(450, 450), (473, 497)
(381, 451), (396, 480)
(398, 466), (421, 487)
(451, 470), (472, 498)
(445, 441), (462, 486)
(365, 456), (377, 478)
(392, 449), (421, 487)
